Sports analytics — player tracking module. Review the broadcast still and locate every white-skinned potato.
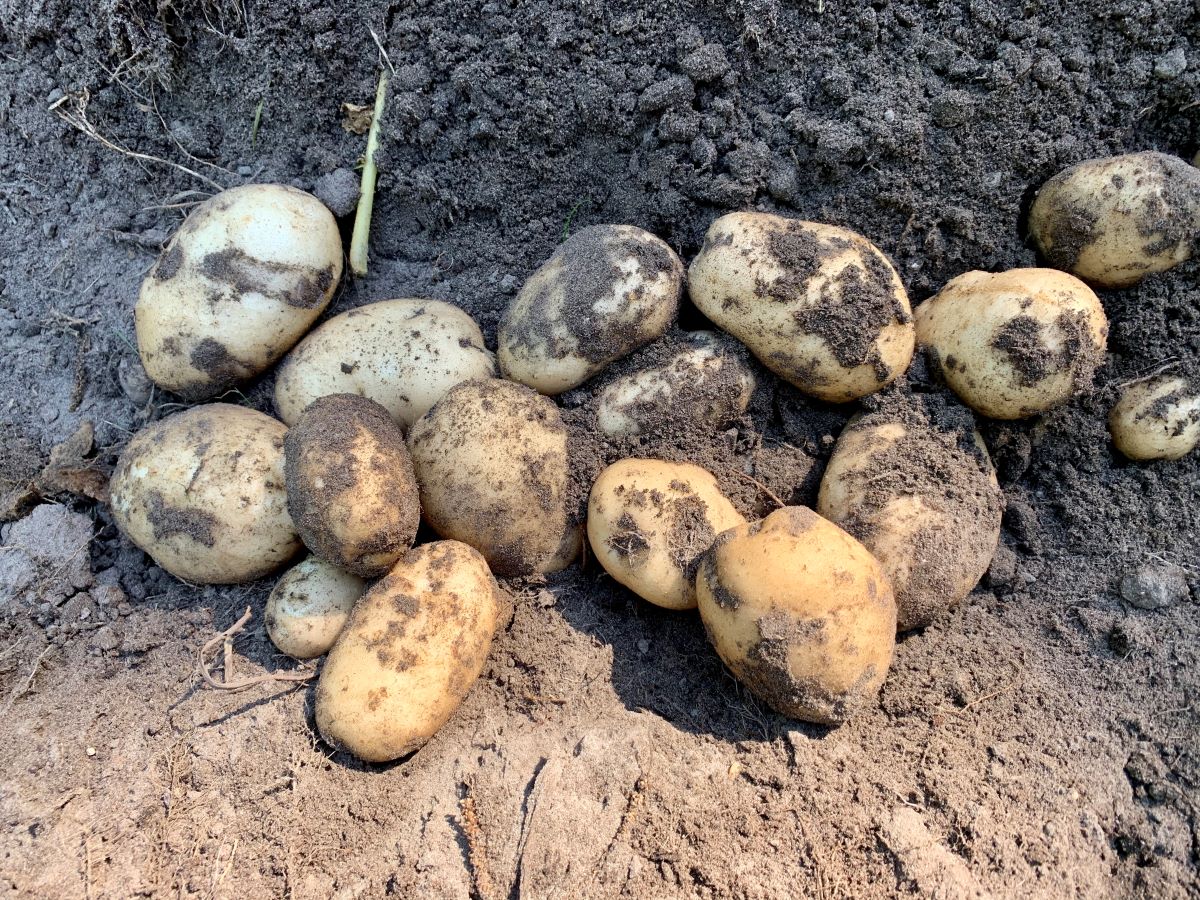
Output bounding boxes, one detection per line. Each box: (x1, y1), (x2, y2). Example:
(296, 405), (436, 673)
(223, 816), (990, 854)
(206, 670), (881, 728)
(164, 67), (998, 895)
(265, 556), (365, 659)
(915, 268), (1109, 419)
(688, 212), (915, 403)
(136, 184), (342, 400)
(109, 404), (300, 584)
(1109, 375), (1200, 461)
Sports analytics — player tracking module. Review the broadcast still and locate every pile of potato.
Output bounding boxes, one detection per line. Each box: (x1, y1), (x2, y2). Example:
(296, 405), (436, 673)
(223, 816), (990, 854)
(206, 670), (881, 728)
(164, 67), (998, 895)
(107, 149), (1199, 760)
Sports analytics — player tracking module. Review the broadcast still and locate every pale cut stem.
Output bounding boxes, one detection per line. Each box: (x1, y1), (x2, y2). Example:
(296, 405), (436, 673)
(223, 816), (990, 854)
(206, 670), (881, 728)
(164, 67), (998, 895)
(349, 71), (389, 277)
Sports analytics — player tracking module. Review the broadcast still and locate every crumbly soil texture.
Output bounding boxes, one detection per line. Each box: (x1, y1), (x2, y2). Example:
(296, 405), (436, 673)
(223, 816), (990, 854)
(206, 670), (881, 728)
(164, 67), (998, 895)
(1, 2), (1198, 898)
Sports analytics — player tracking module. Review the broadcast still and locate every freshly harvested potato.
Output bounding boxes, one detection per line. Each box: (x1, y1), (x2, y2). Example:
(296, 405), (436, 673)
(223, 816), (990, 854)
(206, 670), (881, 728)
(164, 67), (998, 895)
(688, 212), (914, 403)
(1109, 375), (1200, 461)
(817, 394), (1004, 631)
(315, 541), (502, 762)
(587, 459), (745, 610)
(696, 506), (896, 724)
(915, 268), (1109, 419)
(1029, 151), (1200, 288)
(498, 224), (684, 394)
(136, 184), (342, 400)
(408, 379), (580, 576)
(109, 404), (299, 583)
(275, 299), (496, 429)
(284, 394), (420, 577)
(265, 556), (365, 659)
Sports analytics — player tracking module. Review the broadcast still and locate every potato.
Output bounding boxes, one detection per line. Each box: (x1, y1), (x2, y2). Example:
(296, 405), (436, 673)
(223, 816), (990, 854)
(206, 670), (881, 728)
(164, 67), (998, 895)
(265, 556), (365, 659)
(408, 379), (580, 576)
(498, 224), (684, 394)
(136, 184), (342, 400)
(817, 395), (1003, 631)
(688, 212), (914, 403)
(1029, 151), (1200, 288)
(284, 394), (421, 577)
(315, 541), (502, 762)
(915, 268), (1109, 419)
(595, 331), (756, 438)
(274, 299), (496, 429)
(696, 506), (896, 724)
(587, 459), (745, 610)
(1109, 375), (1200, 461)
(109, 403), (299, 583)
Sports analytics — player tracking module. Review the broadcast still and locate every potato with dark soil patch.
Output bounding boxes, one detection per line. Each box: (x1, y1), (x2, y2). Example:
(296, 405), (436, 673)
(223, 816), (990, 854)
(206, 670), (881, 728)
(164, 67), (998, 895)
(265, 556), (365, 659)
(1109, 375), (1200, 461)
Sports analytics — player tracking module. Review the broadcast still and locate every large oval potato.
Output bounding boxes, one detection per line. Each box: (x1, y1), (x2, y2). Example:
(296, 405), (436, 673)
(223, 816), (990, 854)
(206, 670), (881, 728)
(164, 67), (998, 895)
(1109, 375), (1200, 461)
(915, 268), (1109, 419)
(136, 184), (342, 400)
(498, 224), (684, 394)
(688, 212), (915, 403)
(265, 556), (365, 659)
(109, 403), (300, 583)
(1029, 151), (1200, 288)
(315, 541), (502, 762)
(408, 379), (580, 576)
(275, 299), (496, 429)
(284, 394), (421, 577)
(696, 506), (896, 724)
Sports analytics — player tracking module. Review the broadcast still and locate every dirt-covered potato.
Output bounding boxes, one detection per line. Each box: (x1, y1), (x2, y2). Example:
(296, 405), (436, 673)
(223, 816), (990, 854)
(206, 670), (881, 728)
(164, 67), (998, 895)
(817, 395), (1004, 632)
(136, 184), (342, 400)
(587, 459), (745, 610)
(688, 212), (914, 403)
(109, 404), (299, 584)
(696, 506), (896, 724)
(408, 379), (580, 576)
(315, 541), (502, 762)
(915, 268), (1109, 419)
(498, 224), (684, 394)
(284, 394), (420, 577)
(1029, 151), (1200, 288)
(1109, 375), (1200, 461)
(265, 556), (365, 659)
(274, 299), (496, 429)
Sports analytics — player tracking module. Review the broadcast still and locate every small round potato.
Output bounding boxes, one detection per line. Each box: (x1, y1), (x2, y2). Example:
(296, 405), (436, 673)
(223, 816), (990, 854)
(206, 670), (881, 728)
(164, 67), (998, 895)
(315, 541), (502, 762)
(498, 224), (684, 394)
(688, 212), (915, 403)
(265, 556), (365, 659)
(275, 299), (496, 429)
(696, 507), (896, 724)
(1029, 151), (1200, 288)
(1109, 375), (1200, 461)
(136, 184), (342, 400)
(109, 404), (300, 584)
(408, 379), (580, 576)
(588, 459), (745, 610)
(915, 268), (1109, 419)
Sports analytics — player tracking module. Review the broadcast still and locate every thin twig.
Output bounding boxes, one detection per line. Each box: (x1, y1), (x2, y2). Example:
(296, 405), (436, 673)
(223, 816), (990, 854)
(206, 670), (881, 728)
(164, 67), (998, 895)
(197, 607), (313, 691)
(729, 469), (785, 509)
(368, 27), (396, 75)
(1116, 357), (1181, 388)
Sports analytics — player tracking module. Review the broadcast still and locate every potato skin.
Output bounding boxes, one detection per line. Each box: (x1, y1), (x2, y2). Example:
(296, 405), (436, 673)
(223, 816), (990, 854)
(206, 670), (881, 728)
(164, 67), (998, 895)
(688, 212), (915, 403)
(696, 507), (896, 724)
(109, 404), (300, 584)
(274, 299), (496, 429)
(915, 268), (1108, 420)
(265, 556), (364, 659)
(136, 184), (342, 400)
(1109, 376), (1200, 461)
(284, 394), (420, 577)
(315, 541), (502, 762)
(1029, 151), (1200, 288)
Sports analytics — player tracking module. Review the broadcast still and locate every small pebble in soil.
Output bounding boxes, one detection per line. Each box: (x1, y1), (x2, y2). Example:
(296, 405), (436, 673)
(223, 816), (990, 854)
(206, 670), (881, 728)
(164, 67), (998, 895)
(314, 168), (360, 218)
(1119, 564), (1189, 610)
(1153, 48), (1187, 80)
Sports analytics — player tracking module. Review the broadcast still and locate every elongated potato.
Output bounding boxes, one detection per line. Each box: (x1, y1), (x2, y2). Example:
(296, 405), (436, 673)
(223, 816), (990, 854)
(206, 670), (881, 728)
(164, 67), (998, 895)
(315, 541), (502, 762)
(1109, 375), (1200, 461)
(265, 556), (365, 659)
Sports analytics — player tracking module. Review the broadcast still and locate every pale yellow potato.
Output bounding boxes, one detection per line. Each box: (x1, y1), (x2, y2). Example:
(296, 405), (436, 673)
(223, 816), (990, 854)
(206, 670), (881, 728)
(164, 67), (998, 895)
(274, 299), (496, 429)
(1109, 375), (1200, 461)
(688, 212), (914, 403)
(109, 404), (299, 584)
(408, 379), (580, 576)
(315, 541), (502, 762)
(284, 394), (420, 577)
(136, 184), (342, 400)
(696, 506), (896, 724)
(1029, 151), (1200, 288)
(915, 268), (1109, 420)
(498, 224), (684, 394)
(265, 556), (365, 659)
(587, 459), (745, 610)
